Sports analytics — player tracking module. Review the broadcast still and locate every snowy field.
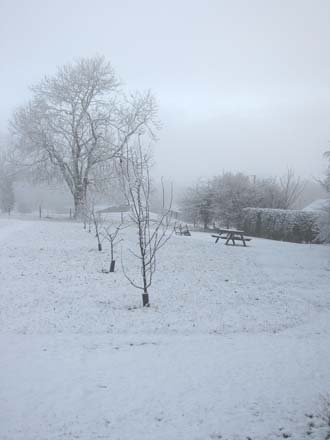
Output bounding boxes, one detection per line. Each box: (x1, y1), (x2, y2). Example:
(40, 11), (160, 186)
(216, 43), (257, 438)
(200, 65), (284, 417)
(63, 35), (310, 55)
(0, 216), (330, 440)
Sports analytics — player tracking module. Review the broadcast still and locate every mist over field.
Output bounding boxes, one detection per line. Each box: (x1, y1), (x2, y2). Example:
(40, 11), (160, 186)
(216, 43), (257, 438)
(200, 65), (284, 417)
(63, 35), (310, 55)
(1, 0), (330, 184)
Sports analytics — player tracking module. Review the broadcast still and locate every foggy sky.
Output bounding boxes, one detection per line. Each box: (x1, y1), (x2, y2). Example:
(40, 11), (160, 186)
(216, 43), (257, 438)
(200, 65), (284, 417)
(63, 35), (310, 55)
(1, 0), (330, 184)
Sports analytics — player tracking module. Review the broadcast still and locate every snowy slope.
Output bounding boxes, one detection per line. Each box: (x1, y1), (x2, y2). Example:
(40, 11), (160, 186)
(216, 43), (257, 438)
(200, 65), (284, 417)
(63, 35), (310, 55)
(0, 217), (330, 440)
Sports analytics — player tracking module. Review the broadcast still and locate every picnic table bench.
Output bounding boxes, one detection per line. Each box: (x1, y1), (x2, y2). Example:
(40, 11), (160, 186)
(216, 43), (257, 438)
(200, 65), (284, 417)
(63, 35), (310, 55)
(174, 224), (191, 236)
(211, 228), (251, 247)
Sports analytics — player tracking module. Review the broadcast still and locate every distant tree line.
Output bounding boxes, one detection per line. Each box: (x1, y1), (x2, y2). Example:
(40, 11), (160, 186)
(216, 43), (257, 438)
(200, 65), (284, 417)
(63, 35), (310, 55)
(180, 169), (303, 230)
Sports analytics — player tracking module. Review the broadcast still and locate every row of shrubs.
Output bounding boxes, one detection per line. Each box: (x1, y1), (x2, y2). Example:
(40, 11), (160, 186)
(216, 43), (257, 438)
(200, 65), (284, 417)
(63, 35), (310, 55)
(241, 207), (320, 243)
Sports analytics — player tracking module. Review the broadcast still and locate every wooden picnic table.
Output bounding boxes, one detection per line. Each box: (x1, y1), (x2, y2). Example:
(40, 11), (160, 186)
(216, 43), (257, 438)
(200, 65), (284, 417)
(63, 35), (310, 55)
(211, 228), (251, 247)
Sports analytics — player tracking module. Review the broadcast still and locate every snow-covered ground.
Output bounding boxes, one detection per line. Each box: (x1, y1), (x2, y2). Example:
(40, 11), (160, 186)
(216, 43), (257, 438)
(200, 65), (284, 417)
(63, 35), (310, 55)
(0, 216), (330, 440)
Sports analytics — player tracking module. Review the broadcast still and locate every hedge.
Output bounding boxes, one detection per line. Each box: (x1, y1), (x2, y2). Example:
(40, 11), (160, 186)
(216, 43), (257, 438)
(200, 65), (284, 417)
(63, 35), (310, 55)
(242, 207), (319, 243)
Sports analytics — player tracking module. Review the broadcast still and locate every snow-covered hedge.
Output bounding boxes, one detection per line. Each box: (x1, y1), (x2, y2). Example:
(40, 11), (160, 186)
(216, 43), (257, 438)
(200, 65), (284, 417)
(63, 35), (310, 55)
(317, 203), (330, 243)
(242, 207), (319, 243)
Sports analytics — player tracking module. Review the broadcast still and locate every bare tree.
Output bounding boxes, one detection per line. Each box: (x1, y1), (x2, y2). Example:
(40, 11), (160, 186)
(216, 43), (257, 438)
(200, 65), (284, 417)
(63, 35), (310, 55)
(82, 198), (92, 232)
(255, 177), (285, 209)
(121, 138), (173, 307)
(101, 222), (127, 272)
(11, 56), (158, 218)
(90, 208), (103, 251)
(279, 168), (304, 209)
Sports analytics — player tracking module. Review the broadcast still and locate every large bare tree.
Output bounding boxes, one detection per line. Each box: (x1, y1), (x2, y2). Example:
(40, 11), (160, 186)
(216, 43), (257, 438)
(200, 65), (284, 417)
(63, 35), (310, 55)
(11, 56), (158, 218)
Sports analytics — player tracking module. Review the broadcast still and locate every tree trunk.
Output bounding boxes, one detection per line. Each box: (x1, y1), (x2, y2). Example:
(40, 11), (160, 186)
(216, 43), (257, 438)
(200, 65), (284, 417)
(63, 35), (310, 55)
(142, 290), (149, 307)
(73, 180), (88, 219)
(110, 260), (116, 272)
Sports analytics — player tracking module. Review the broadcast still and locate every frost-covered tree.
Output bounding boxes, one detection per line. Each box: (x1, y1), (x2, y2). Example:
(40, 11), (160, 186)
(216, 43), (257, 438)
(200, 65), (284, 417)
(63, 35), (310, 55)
(11, 56), (158, 218)
(181, 180), (214, 229)
(211, 172), (256, 228)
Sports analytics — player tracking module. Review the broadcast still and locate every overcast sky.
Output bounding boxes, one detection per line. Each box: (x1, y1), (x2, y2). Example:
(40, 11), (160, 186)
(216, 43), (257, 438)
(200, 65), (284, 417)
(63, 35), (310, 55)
(1, 0), (330, 184)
